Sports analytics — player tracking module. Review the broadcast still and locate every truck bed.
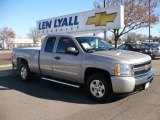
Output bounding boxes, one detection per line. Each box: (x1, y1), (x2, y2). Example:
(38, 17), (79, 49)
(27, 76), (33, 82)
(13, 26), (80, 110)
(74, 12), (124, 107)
(13, 47), (41, 51)
(13, 47), (41, 74)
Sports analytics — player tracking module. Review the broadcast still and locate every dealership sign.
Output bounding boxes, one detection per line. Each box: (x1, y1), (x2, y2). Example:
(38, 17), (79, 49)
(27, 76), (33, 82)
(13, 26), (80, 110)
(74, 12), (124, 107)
(37, 5), (124, 35)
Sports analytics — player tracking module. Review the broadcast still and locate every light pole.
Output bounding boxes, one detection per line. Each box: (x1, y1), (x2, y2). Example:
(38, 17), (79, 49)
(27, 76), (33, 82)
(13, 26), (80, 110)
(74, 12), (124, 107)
(149, 0), (151, 43)
(104, 0), (106, 8)
(104, 0), (107, 40)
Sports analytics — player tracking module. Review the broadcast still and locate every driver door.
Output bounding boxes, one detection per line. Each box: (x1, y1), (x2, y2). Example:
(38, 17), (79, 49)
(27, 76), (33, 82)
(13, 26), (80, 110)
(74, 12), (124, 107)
(52, 37), (82, 83)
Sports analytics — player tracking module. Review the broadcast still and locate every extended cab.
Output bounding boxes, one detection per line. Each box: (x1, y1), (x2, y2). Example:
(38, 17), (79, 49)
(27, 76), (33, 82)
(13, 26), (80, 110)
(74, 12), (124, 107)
(12, 35), (154, 102)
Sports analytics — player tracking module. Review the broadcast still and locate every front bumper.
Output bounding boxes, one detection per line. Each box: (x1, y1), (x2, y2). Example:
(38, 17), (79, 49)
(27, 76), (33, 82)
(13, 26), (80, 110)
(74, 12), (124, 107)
(111, 70), (154, 93)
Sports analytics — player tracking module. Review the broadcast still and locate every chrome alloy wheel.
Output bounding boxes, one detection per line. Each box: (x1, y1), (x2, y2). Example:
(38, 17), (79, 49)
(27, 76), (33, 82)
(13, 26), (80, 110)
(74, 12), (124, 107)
(90, 80), (105, 98)
(21, 67), (27, 79)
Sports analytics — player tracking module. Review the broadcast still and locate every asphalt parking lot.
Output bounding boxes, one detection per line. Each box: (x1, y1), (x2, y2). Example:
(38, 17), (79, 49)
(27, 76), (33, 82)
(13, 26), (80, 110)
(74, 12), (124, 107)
(0, 58), (160, 120)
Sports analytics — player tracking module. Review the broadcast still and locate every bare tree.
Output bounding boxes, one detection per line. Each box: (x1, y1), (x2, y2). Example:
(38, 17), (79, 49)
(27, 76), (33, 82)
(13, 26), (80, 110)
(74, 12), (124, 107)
(0, 27), (16, 49)
(94, 0), (159, 48)
(27, 27), (41, 46)
(123, 32), (148, 43)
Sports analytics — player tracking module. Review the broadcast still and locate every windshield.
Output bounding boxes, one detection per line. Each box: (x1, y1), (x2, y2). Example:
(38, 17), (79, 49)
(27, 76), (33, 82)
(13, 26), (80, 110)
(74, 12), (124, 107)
(143, 43), (160, 48)
(76, 37), (113, 52)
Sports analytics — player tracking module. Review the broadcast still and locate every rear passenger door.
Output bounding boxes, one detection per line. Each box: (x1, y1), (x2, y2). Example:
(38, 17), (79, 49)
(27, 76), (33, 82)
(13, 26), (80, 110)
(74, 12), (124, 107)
(40, 37), (56, 77)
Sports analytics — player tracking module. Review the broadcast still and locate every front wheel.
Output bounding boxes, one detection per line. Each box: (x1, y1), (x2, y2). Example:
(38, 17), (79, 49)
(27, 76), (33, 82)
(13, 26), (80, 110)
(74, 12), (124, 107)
(86, 73), (113, 103)
(20, 64), (31, 82)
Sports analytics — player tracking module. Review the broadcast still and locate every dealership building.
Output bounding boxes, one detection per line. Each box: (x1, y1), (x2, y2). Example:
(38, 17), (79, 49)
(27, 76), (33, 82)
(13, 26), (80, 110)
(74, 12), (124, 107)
(0, 38), (35, 49)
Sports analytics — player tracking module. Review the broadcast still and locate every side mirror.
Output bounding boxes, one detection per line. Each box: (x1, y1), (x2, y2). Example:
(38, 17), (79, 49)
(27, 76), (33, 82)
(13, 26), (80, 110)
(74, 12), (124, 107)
(66, 47), (79, 55)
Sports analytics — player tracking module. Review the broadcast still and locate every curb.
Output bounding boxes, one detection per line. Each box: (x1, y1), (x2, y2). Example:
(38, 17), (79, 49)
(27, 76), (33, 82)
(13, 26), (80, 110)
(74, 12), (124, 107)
(0, 64), (12, 68)
(0, 70), (13, 77)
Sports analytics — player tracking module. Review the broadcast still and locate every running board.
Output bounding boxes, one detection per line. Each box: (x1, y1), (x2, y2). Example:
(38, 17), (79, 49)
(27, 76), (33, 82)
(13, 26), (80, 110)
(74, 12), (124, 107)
(41, 77), (80, 88)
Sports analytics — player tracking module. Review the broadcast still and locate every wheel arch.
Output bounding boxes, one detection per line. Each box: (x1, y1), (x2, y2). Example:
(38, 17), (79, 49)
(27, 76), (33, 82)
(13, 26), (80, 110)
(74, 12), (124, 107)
(17, 58), (29, 70)
(84, 67), (112, 86)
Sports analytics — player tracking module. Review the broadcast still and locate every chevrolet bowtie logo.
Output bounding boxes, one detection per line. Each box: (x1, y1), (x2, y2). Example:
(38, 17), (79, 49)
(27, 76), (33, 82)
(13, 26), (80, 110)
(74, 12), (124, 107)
(87, 12), (117, 26)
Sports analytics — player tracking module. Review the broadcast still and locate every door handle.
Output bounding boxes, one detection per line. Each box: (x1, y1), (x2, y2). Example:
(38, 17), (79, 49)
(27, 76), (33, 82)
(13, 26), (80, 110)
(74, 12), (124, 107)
(54, 57), (61, 60)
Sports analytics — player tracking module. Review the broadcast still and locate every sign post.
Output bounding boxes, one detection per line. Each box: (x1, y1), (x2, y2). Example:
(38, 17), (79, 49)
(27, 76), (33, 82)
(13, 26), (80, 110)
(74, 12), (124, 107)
(104, 0), (106, 40)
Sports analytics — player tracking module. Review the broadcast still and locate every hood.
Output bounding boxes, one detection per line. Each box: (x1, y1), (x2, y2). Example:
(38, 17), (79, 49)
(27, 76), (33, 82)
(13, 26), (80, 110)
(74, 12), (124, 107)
(91, 50), (151, 64)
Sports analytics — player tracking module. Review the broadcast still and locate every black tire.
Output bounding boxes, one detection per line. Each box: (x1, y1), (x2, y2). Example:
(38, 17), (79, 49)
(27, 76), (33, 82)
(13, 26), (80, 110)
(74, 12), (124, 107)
(20, 64), (31, 82)
(86, 73), (113, 103)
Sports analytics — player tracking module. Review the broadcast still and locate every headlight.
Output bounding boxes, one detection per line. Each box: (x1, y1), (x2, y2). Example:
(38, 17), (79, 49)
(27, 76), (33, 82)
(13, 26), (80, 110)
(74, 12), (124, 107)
(114, 63), (132, 76)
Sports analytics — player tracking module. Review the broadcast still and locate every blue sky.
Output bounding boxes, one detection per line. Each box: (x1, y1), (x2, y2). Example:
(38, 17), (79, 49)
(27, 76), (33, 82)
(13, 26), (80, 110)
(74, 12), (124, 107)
(0, 0), (159, 38)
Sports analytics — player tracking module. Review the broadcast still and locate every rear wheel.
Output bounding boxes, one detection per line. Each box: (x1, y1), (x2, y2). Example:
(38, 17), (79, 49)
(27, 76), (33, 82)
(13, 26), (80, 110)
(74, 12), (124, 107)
(86, 73), (113, 103)
(20, 64), (31, 82)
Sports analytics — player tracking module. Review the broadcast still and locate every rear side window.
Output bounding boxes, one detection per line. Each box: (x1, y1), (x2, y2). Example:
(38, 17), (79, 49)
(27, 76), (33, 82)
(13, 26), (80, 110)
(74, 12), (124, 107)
(45, 37), (56, 52)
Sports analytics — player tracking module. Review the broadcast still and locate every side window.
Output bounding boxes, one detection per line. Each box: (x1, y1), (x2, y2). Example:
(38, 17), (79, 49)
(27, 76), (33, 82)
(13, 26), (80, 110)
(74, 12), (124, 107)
(45, 37), (56, 52)
(125, 45), (132, 51)
(124, 45), (131, 50)
(57, 37), (77, 54)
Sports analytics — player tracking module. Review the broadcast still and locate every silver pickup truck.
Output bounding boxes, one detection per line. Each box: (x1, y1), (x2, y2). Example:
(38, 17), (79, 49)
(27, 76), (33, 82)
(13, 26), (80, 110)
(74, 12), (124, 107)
(12, 35), (154, 102)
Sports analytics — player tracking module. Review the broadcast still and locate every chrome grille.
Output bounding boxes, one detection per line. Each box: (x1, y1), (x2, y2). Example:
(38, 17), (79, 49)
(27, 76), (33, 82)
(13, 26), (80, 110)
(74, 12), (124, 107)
(133, 61), (152, 76)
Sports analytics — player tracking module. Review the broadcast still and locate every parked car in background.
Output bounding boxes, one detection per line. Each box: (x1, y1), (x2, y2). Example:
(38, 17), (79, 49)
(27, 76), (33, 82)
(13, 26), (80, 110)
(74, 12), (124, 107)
(117, 43), (156, 59)
(142, 43), (160, 58)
